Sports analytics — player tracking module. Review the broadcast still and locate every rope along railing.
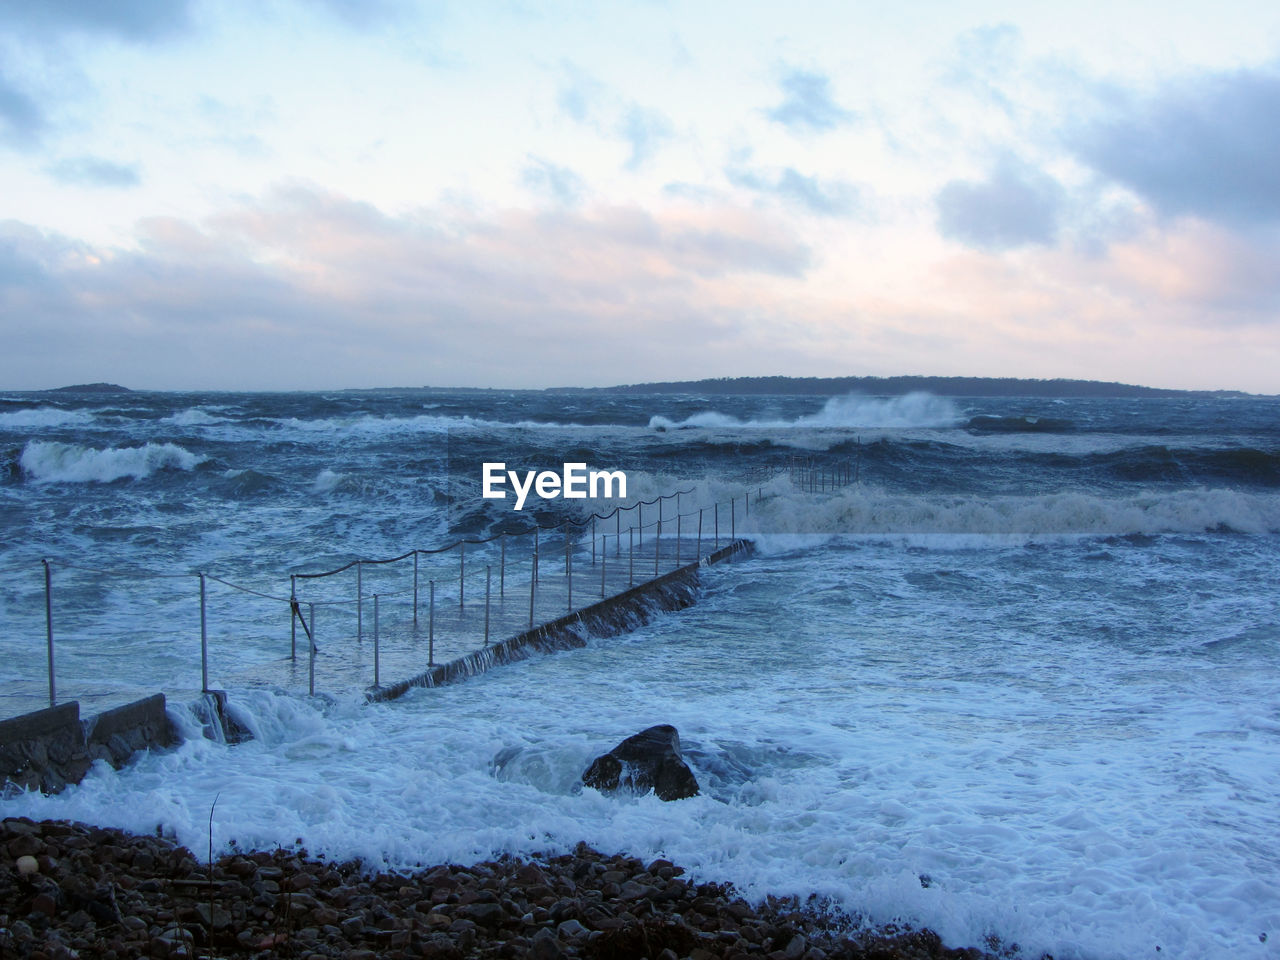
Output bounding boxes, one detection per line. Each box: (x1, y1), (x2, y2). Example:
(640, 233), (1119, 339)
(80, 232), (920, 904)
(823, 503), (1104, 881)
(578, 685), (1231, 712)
(26, 483), (780, 709)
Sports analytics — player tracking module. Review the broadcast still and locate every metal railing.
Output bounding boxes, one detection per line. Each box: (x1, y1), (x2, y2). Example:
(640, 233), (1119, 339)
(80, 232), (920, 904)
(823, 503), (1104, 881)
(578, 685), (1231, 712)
(24, 483), (769, 708)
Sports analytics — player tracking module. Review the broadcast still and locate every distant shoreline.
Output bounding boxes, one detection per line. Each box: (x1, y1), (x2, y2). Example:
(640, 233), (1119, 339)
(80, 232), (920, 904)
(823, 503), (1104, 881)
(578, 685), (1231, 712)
(21, 376), (1263, 399)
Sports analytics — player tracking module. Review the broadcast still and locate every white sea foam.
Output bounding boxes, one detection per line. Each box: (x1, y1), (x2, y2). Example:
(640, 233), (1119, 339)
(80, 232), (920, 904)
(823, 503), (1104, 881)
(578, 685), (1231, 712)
(0, 407), (94, 429)
(312, 468), (345, 492)
(163, 408), (227, 426)
(19, 441), (207, 483)
(742, 484), (1280, 537)
(649, 393), (962, 431)
(9, 540), (1278, 960)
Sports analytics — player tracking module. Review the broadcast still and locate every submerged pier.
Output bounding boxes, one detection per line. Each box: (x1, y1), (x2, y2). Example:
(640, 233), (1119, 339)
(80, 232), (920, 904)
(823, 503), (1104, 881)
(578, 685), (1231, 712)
(2, 486), (760, 793)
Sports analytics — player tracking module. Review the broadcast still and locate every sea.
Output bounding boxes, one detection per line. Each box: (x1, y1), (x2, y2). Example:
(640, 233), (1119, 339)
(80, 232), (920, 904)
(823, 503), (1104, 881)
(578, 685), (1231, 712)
(1, 388), (1278, 960)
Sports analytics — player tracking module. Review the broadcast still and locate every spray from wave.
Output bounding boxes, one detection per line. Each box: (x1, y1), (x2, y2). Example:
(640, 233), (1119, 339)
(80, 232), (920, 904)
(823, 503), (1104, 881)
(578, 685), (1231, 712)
(0, 407), (95, 429)
(19, 441), (207, 483)
(649, 393), (961, 431)
(747, 484), (1280, 537)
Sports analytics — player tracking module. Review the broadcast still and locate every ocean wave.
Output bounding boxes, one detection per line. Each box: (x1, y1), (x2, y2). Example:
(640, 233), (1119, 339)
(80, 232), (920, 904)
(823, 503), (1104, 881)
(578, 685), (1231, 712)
(163, 408), (228, 426)
(650, 393), (961, 431)
(19, 440), (208, 483)
(0, 407), (95, 429)
(748, 486), (1280, 536)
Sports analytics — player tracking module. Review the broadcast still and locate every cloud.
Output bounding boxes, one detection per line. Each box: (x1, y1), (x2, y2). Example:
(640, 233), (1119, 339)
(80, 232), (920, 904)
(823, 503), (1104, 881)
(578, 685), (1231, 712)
(1071, 65), (1280, 226)
(766, 68), (854, 133)
(0, 0), (195, 42)
(0, 189), (813, 388)
(0, 70), (44, 147)
(728, 163), (859, 217)
(46, 155), (141, 187)
(521, 156), (585, 206)
(618, 105), (673, 170)
(556, 62), (605, 125)
(935, 157), (1065, 250)
(312, 0), (407, 28)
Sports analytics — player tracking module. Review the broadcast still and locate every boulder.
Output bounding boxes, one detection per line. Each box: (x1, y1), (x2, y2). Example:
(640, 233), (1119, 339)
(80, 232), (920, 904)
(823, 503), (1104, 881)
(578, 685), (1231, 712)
(582, 725), (699, 801)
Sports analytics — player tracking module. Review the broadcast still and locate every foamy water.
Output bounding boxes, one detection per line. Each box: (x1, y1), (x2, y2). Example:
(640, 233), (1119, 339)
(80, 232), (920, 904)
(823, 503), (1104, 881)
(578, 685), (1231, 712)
(2, 389), (1279, 960)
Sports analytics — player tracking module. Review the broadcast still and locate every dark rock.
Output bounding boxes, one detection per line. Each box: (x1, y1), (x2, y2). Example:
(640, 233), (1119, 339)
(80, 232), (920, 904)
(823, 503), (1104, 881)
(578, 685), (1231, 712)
(582, 725), (700, 801)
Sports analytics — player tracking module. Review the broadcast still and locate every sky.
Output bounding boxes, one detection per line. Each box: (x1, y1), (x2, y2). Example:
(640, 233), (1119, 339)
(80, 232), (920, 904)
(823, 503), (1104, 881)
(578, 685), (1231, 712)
(2, 1), (1279, 392)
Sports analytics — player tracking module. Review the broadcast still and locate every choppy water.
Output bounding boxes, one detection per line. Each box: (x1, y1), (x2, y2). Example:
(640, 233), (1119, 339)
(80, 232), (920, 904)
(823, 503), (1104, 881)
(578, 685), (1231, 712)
(2, 388), (1279, 959)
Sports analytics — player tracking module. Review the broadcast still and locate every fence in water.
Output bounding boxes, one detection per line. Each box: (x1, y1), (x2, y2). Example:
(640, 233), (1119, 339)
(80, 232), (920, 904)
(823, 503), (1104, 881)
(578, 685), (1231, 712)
(10, 484), (775, 717)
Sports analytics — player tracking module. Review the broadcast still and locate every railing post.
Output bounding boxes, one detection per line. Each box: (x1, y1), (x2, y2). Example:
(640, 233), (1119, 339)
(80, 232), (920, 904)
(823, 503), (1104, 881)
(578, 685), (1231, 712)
(655, 517), (661, 576)
(615, 509), (621, 558)
(676, 514), (681, 567)
(638, 503), (643, 544)
(629, 526), (634, 586)
(591, 518), (596, 566)
(356, 560), (363, 643)
(199, 572), (208, 693)
(715, 503), (720, 549)
(564, 523), (570, 576)
(308, 602), (316, 697)
(485, 566), (491, 645)
(567, 536), (573, 612)
(500, 535), (506, 598)
(459, 542), (465, 610)
(601, 534), (607, 597)
(373, 594), (380, 688)
(290, 574), (297, 659)
(697, 509), (703, 561)
(533, 527), (539, 582)
(428, 580), (435, 667)
(529, 555), (536, 629)
(413, 551), (419, 626)
(42, 559), (55, 707)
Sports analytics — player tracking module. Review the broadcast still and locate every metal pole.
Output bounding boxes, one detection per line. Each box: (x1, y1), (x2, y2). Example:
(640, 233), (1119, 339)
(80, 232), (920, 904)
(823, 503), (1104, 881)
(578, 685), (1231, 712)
(428, 580), (435, 667)
(529, 555), (536, 629)
(413, 551), (419, 626)
(676, 514), (681, 567)
(591, 518), (596, 565)
(485, 566), (491, 645)
(42, 559), (54, 707)
(199, 572), (208, 693)
(601, 535), (607, 597)
(290, 574), (297, 659)
(308, 602), (316, 697)
(715, 503), (720, 549)
(567, 536), (573, 612)
(615, 510), (621, 558)
(638, 503), (643, 544)
(533, 527), (539, 582)
(500, 535), (506, 598)
(629, 526), (634, 586)
(356, 560), (363, 643)
(459, 542), (465, 610)
(373, 594), (380, 688)
(655, 517), (660, 576)
(697, 508), (703, 561)
(564, 523), (570, 576)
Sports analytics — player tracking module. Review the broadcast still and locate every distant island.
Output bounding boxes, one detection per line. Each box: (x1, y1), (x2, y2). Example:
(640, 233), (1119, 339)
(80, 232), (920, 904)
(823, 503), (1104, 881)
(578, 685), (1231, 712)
(45, 383), (133, 393)
(548, 376), (1253, 399)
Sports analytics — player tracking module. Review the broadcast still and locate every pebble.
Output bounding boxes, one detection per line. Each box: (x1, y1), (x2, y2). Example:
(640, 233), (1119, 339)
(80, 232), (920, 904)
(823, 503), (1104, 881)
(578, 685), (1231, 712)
(0, 815), (993, 960)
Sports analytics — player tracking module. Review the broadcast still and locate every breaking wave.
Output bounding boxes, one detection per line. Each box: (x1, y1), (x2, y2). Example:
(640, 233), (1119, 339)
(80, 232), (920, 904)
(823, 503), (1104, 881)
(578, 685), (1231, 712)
(19, 441), (207, 483)
(649, 393), (961, 431)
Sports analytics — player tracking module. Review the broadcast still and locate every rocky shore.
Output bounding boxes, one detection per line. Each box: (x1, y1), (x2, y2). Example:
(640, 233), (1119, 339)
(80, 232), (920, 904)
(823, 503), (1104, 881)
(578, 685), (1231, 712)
(1, 817), (1000, 960)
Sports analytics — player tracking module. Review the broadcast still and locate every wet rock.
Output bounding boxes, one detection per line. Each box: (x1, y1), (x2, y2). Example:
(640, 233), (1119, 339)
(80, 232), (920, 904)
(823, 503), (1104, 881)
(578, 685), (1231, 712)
(582, 724), (700, 801)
